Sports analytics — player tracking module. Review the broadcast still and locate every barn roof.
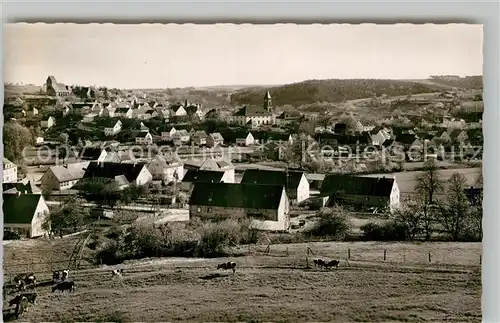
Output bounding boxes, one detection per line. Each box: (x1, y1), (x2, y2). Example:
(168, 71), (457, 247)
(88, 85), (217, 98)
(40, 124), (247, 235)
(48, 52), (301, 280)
(320, 174), (395, 197)
(3, 180), (41, 195)
(182, 169), (225, 183)
(189, 182), (284, 209)
(79, 147), (105, 160)
(47, 164), (87, 182)
(233, 106), (272, 117)
(83, 162), (147, 183)
(3, 194), (43, 224)
(240, 169), (305, 190)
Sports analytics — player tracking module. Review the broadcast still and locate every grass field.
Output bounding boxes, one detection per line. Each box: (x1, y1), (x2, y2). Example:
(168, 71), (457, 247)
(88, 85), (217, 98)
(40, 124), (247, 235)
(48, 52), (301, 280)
(3, 239), (482, 322)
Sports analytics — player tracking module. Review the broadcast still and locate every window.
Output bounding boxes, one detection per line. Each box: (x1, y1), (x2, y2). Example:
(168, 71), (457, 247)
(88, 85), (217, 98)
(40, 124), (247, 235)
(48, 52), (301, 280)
(197, 207), (201, 213)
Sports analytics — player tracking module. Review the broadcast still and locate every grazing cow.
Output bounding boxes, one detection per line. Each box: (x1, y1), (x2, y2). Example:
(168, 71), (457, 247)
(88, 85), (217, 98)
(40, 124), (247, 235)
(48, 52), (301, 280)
(52, 281), (75, 293)
(53, 270), (61, 281)
(324, 260), (340, 269)
(217, 262), (237, 274)
(313, 259), (325, 268)
(61, 270), (69, 281)
(111, 269), (123, 278)
(20, 292), (38, 305)
(25, 273), (36, 286)
(14, 296), (29, 317)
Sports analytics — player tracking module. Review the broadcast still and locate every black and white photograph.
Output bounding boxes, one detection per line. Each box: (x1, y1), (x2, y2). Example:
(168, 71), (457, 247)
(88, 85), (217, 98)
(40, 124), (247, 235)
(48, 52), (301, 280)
(2, 23), (483, 322)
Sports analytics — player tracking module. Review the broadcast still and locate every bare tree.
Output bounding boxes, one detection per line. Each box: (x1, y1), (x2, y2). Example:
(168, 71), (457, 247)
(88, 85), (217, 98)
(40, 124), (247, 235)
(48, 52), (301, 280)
(413, 159), (444, 240)
(393, 199), (423, 240)
(437, 172), (471, 241)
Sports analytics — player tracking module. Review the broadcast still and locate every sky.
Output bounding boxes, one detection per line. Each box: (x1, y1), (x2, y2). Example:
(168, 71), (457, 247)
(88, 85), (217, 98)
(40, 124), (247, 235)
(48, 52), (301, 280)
(3, 23), (483, 89)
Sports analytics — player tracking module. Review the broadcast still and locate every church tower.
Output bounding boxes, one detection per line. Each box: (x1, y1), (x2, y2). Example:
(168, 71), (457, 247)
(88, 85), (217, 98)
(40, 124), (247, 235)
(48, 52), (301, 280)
(263, 90), (272, 112)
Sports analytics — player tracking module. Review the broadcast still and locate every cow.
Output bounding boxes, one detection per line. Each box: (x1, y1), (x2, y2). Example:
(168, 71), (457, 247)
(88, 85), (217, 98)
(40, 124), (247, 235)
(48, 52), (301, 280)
(53, 270), (61, 281)
(19, 292), (38, 305)
(217, 262), (237, 274)
(14, 295), (29, 317)
(52, 281), (75, 293)
(324, 260), (340, 269)
(313, 259), (325, 268)
(61, 270), (69, 281)
(25, 273), (36, 286)
(111, 269), (123, 278)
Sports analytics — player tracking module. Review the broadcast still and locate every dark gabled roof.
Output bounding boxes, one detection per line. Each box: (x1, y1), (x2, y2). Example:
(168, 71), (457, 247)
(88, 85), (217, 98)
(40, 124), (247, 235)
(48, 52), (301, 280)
(83, 162), (147, 183)
(189, 182), (285, 209)
(276, 111), (302, 119)
(449, 129), (466, 140)
(320, 174), (395, 198)
(79, 147), (105, 160)
(3, 194), (43, 224)
(240, 169), (305, 190)
(116, 107), (131, 113)
(102, 118), (121, 127)
(185, 105), (201, 115)
(233, 106), (272, 117)
(136, 131), (151, 138)
(3, 181), (41, 194)
(193, 130), (208, 138)
(396, 133), (418, 145)
(182, 169), (225, 183)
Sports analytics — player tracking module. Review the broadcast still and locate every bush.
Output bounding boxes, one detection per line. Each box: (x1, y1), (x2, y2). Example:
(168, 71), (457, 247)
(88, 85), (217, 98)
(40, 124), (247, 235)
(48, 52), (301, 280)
(360, 221), (410, 241)
(3, 229), (21, 240)
(306, 207), (352, 240)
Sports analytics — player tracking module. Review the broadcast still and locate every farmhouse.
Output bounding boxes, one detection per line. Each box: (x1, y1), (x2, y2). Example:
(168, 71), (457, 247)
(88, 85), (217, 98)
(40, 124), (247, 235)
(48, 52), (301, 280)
(161, 127), (177, 141)
(206, 133), (224, 147)
(45, 76), (71, 97)
(275, 111), (302, 126)
(172, 130), (190, 146)
(146, 154), (184, 182)
(185, 104), (204, 120)
(135, 131), (153, 145)
(170, 104), (187, 117)
(189, 182), (290, 232)
(240, 169), (310, 204)
(3, 193), (50, 238)
(40, 163), (88, 191)
(82, 162), (152, 187)
(3, 158), (18, 183)
(232, 106), (273, 127)
(104, 119), (123, 136)
(320, 174), (400, 213)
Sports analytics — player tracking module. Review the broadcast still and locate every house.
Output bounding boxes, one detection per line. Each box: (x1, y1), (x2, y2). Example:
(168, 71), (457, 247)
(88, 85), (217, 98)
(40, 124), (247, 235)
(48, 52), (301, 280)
(370, 127), (391, 146)
(78, 147), (108, 162)
(206, 133), (224, 147)
(204, 109), (220, 120)
(40, 162), (88, 191)
(3, 193), (50, 238)
(181, 169), (228, 191)
(146, 154), (184, 182)
(275, 111), (302, 126)
(35, 136), (44, 145)
(61, 105), (71, 117)
(172, 130), (190, 146)
(192, 131), (208, 146)
(45, 75), (71, 97)
(185, 104), (204, 120)
(82, 162), (153, 187)
(156, 107), (170, 121)
(104, 119), (123, 136)
(27, 107), (39, 117)
(114, 107), (133, 119)
(189, 182), (290, 232)
(170, 104), (187, 117)
(102, 104), (116, 118)
(135, 131), (153, 145)
(441, 116), (466, 129)
(3, 180), (42, 195)
(263, 141), (287, 161)
(3, 158), (18, 183)
(198, 157), (235, 183)
(448, 129), (469, 144)
(240, 169), (310, 203)
(320, 174), (400, 213)
(82, 113), (98, 123)
(236, 132), (255, 146)
(432, 130), (452, 143)
(139, 122), (149, 132)
(161, 127), (177, 141)
(40, 116), (56, 129)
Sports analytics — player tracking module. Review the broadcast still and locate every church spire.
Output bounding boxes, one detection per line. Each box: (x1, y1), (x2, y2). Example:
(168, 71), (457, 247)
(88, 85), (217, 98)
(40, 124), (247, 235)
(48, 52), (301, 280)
(263, 90), (272, 112)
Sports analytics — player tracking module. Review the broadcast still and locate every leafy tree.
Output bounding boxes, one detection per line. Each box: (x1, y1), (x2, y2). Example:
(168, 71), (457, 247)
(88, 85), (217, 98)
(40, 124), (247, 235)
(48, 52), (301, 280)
(306, 206), (352, 239)
(3, 120), (33, 162)
(393, 200), (423, 240)
(42, 196), (90, 238)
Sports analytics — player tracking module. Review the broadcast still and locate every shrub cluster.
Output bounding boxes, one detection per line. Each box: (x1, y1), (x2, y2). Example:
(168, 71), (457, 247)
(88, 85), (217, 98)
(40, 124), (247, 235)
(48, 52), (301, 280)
(91, 218), (261, 265)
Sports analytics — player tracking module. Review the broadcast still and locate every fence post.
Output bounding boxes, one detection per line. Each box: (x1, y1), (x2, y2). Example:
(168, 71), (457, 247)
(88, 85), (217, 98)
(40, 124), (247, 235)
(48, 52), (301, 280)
(348, 248), (351, 260)
(384, 249), (387, 261)
(428, 252), (432, 263)
(480, 254), (482, 265)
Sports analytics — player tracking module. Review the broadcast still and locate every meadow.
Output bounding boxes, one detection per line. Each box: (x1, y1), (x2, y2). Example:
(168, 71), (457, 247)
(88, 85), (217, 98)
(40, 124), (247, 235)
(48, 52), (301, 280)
(3, 239), (482, 322)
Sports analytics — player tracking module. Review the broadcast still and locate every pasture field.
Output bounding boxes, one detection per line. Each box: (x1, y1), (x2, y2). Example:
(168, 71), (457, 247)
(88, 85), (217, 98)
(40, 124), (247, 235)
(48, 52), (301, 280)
(3, 240), (482, 322)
